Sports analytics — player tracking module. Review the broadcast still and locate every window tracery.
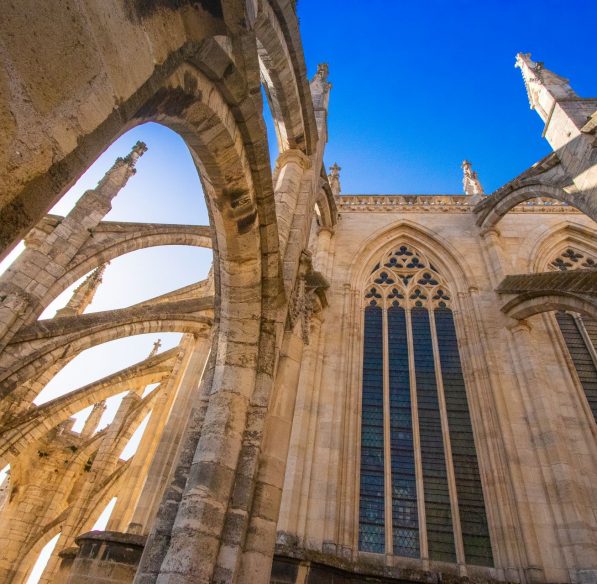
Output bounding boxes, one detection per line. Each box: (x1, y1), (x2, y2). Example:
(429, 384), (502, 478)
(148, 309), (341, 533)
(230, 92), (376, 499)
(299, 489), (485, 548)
(365, 246), (451, 310)
(358, 244), (493, 567)
(549, 247), (596, 271)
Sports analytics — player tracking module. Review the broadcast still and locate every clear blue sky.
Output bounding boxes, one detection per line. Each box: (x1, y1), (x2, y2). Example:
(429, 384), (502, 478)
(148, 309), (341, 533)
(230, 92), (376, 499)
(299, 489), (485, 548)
(297, 0), (597, 194)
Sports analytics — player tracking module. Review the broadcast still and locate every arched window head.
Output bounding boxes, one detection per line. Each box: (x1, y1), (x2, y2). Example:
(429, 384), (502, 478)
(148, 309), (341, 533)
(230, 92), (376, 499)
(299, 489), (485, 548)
(358, 243), (493, 567)
(364, 246), (451, 310)
(547, 246), (597, 421)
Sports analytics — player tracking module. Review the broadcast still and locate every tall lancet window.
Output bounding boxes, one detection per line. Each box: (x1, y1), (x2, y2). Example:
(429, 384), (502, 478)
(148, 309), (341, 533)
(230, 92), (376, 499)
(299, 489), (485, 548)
(358, 245), (493, 567)
(549, 248), (597, 421)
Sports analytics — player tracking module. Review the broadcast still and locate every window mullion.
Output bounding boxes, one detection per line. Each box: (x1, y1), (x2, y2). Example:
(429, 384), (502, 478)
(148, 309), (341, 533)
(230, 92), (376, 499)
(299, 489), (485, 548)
(428, 309), (466, 574)
(382, 303), (393, 558)
(572, 313), (597, 369)
(405, 308), (428, 568)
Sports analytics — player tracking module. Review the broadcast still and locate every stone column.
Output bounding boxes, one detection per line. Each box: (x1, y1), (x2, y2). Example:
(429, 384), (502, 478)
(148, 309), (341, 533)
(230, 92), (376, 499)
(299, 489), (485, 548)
(123, 335), (211, 535)
(277, 314), (323, 542)
(313, 226), (334, 280)
(107, 376), (182, 532)
(273, 150), (311, 260)
(479, 227), (510, 288)
(234, 327), (305, 583)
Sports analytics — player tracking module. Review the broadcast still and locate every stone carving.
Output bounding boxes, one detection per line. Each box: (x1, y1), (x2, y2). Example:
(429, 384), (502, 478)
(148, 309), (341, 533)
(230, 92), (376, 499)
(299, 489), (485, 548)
(286, 251), (329, 344)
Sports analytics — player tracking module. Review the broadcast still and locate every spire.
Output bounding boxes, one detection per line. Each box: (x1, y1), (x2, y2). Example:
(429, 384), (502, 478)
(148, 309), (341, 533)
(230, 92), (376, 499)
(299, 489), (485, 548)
(328, 162), (341, 196)
(66, 142), (148, 223)
(95, 140), (147, 193)
(462, 160), (485, 201)
(148, 338), (162, 358)
(55, 262), (109, 318)
(81, 401), (107, 438)
(515, 53), (577, 123)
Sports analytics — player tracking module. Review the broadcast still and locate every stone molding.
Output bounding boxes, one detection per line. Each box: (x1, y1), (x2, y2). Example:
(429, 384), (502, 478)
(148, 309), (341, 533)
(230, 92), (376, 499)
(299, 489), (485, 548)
(336, 194), (575, 214)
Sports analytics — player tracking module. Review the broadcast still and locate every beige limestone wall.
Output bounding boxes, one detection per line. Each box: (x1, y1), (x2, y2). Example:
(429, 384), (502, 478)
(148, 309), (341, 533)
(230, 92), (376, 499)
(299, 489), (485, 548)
(278, 204), (597, 584)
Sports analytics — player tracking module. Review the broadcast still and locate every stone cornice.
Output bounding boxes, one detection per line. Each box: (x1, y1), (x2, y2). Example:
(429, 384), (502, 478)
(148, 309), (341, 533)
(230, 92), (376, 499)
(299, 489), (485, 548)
(336, 194), (579, 214)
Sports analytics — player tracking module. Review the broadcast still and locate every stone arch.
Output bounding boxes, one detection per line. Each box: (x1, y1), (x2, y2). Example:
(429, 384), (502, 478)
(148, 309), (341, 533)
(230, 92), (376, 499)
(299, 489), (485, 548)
(253, 0), (317, 155)
(475, 183), (589, 230)
(0, 302), (213, 399)
(11, 522), (64, 584)
(2, 43), (282, 417)
(14, 462), (130, 584)
(42, 229), (213, 319)
(2, 37), (280, 339)
(0, 351), (177, 462)
(0, 3), (246, 255)
(502, 292), (597, 321)
(349, 220), (477, 294)
(315, 179), (338, 230)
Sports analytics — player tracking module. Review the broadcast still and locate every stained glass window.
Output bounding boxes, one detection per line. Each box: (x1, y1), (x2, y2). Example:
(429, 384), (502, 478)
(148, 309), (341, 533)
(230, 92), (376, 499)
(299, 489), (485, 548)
(359, 304), (385, 553)
(412, 307), (456, 563)
(436, 308), (493, 566)
(358, 244), (493, 567)
(556, 312), (597, 421)
(388, 305), (419, 557)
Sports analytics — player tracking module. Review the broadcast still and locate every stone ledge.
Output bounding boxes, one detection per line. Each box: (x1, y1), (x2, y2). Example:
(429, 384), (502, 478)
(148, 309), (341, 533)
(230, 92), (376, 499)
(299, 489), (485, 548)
(274, 545), (505, 584)
(75, 530), (146, 548)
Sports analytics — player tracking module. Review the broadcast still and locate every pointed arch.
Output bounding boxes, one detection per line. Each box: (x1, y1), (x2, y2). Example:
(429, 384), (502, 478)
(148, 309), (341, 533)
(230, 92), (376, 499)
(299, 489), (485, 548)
(0, 349), (178, 462)
(349, 220), (478, 294)
(526, 221), (597, 273)
(315, 177), (338, 230)
(38, 231), (212, 321)
(13, 524), (63, 584)
(474, 183), (593, 230)
(353, 223), (495, 566)
(253, 0), (317, 155)
(503, 292), (597, 321)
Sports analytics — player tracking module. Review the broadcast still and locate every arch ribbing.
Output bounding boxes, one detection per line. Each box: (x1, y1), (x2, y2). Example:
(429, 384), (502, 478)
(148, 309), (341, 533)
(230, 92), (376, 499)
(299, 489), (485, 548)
(475, 183), (590, 230)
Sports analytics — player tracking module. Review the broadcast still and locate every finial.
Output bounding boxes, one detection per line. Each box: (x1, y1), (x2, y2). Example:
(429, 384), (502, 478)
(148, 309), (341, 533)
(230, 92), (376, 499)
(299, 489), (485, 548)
(148, 338), (162, 358)
(316, 64), (329, 82)
(55, 262), (109, 317)
(312, 63), (332, 92)
(462, 160), (485, 200)
(117, 141), (148, 171)
(80, 401), (107, 438)
(92, 142), (148, 198)
(328, 162), (341, 196)
(515, 52), (539, 71)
